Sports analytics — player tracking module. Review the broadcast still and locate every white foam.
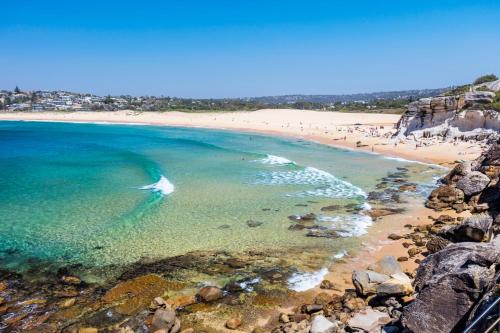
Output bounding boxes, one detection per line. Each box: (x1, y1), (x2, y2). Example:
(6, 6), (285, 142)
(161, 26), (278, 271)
(256, 154), (296, 165)
(256, 166), (366, 199)
(361, 202), (372, 211)
(287, 267), (329, 292)
(383, 156), (448, 169)
(333, 250), (348, 259)
(320, 214), (373, 237)
(238, 277), (261, 292)
(140, 175), (175, 196)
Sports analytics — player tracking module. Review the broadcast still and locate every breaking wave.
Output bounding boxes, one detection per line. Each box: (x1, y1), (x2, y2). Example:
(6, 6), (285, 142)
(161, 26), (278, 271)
(287, 267), (329, 292)
(140, 175), (175, 196)
(319, 213), (373, 237)
(255, 165), (366, 199)
(255, 154), (296, 165)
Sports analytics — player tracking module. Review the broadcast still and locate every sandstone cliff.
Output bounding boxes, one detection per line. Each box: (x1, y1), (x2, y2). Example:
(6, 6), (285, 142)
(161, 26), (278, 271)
(394, 80), (500, 141)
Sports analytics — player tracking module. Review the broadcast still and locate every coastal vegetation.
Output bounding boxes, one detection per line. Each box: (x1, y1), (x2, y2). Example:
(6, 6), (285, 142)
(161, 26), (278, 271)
(0, 86), (445, 114)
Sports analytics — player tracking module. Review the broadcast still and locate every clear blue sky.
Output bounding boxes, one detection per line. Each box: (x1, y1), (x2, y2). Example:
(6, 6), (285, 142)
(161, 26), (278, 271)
(1, 0), (499, 98)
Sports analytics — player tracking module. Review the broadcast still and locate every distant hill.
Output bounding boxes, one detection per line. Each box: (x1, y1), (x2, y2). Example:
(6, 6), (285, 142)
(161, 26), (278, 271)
(240, 88), (448, 105)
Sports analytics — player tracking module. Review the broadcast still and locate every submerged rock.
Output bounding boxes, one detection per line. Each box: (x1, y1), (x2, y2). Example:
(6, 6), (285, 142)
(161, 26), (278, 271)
(196, 286), (223, 302)
(246, 220), (264, 228)
(306, 229), (341, 238)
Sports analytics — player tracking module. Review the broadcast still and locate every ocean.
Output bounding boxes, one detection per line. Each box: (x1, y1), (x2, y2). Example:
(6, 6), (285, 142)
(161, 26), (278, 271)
(0, 121), (442, 285)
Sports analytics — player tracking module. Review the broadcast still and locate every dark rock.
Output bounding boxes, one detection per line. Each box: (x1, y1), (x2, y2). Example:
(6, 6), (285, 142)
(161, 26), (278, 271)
(402, 242), (500, 333)
(426, 185), (464, 210)
(425, 236), (451, 254)
(301, 303), (323, 314)
(288, 213), (316, 222)
(388, 233), (402, 240)
(320, 205), (340, 212)
(438, 213), (493, 242)
(246, 220), (263, 228)
(306, 229), (341, 238)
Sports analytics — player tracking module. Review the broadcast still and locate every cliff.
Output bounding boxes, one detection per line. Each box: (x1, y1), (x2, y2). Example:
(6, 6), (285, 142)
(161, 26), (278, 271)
(394, 80), (500, 141)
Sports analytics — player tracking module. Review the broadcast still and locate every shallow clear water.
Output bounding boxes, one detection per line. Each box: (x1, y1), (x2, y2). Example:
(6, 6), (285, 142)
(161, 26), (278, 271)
(0, 121), (442, 279)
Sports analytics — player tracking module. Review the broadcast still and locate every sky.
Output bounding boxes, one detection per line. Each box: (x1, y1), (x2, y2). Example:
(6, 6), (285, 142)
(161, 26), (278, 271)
(1, 0), (499, 98)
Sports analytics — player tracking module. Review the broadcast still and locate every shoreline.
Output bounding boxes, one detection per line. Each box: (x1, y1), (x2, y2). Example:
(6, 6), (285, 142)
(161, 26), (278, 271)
(0, 109), (485, 166)
(0, 110), (486, 331)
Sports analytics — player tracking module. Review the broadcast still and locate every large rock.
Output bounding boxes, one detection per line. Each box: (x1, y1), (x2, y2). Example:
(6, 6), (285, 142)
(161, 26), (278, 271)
(152, 308), (177, 332)
(402, 242), (500, 333)
(439, 213), (493, 242)
(456, 171), (490, 196)
(310, 315), (338, 333)
(353, 256), (413, 296)
(426, 185), (464, 210)
(348, 308), (392, 333)
(352, 270), (390, 296)
(197, 286), (223, 302)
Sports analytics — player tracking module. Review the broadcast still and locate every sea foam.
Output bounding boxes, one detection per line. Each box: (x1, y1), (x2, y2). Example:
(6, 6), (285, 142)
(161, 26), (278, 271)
(256, 166), (366, 199)
(319, 214), (373, 237)
(287, 267), (329, 292)
(140, 175), (175, 196)
(256, 154), (296, 165)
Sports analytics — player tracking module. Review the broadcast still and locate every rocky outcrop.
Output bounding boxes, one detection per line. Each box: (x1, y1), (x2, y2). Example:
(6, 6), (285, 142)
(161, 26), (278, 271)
(394, 81), (500, 141)
(426, 141), (500, 219)
(401, 242), (500, 333)
(400, 141), (500, 333)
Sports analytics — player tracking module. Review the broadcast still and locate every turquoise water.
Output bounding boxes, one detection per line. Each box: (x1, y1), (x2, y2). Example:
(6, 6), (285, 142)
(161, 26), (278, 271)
(0, 121), (441, 279)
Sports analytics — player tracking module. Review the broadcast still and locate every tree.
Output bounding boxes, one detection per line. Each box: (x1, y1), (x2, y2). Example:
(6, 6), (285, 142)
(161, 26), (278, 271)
(473, 74), (498, 85)
(104, 95), (113, 104)
(31, 92), (38, 103)
(14, 86), (22, 94)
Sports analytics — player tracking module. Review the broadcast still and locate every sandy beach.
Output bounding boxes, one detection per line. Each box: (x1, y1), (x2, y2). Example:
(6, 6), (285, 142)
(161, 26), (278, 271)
(0, 109), (486, 166)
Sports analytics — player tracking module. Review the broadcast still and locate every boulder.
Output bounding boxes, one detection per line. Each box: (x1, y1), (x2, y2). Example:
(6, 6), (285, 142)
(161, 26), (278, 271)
(152, 308), (177, 332)
(353, 256), (413, 296)
(402, 242), (500, 333)
(426, 185), (464, 210)
(310, 315), (338, 333)
(352, 270), (390, 296)
(438, 213), (493, 242)
(456, 171), (490, 196)
(347, 308), (392, 333)
(197, 286), (223, 302)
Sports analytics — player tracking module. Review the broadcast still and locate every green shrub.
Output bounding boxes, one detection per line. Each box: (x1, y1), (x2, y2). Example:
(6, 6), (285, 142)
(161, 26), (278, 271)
(473, 74), (498, 85)
(445, 85), (471, 96)
(492, 92), (500, 111)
